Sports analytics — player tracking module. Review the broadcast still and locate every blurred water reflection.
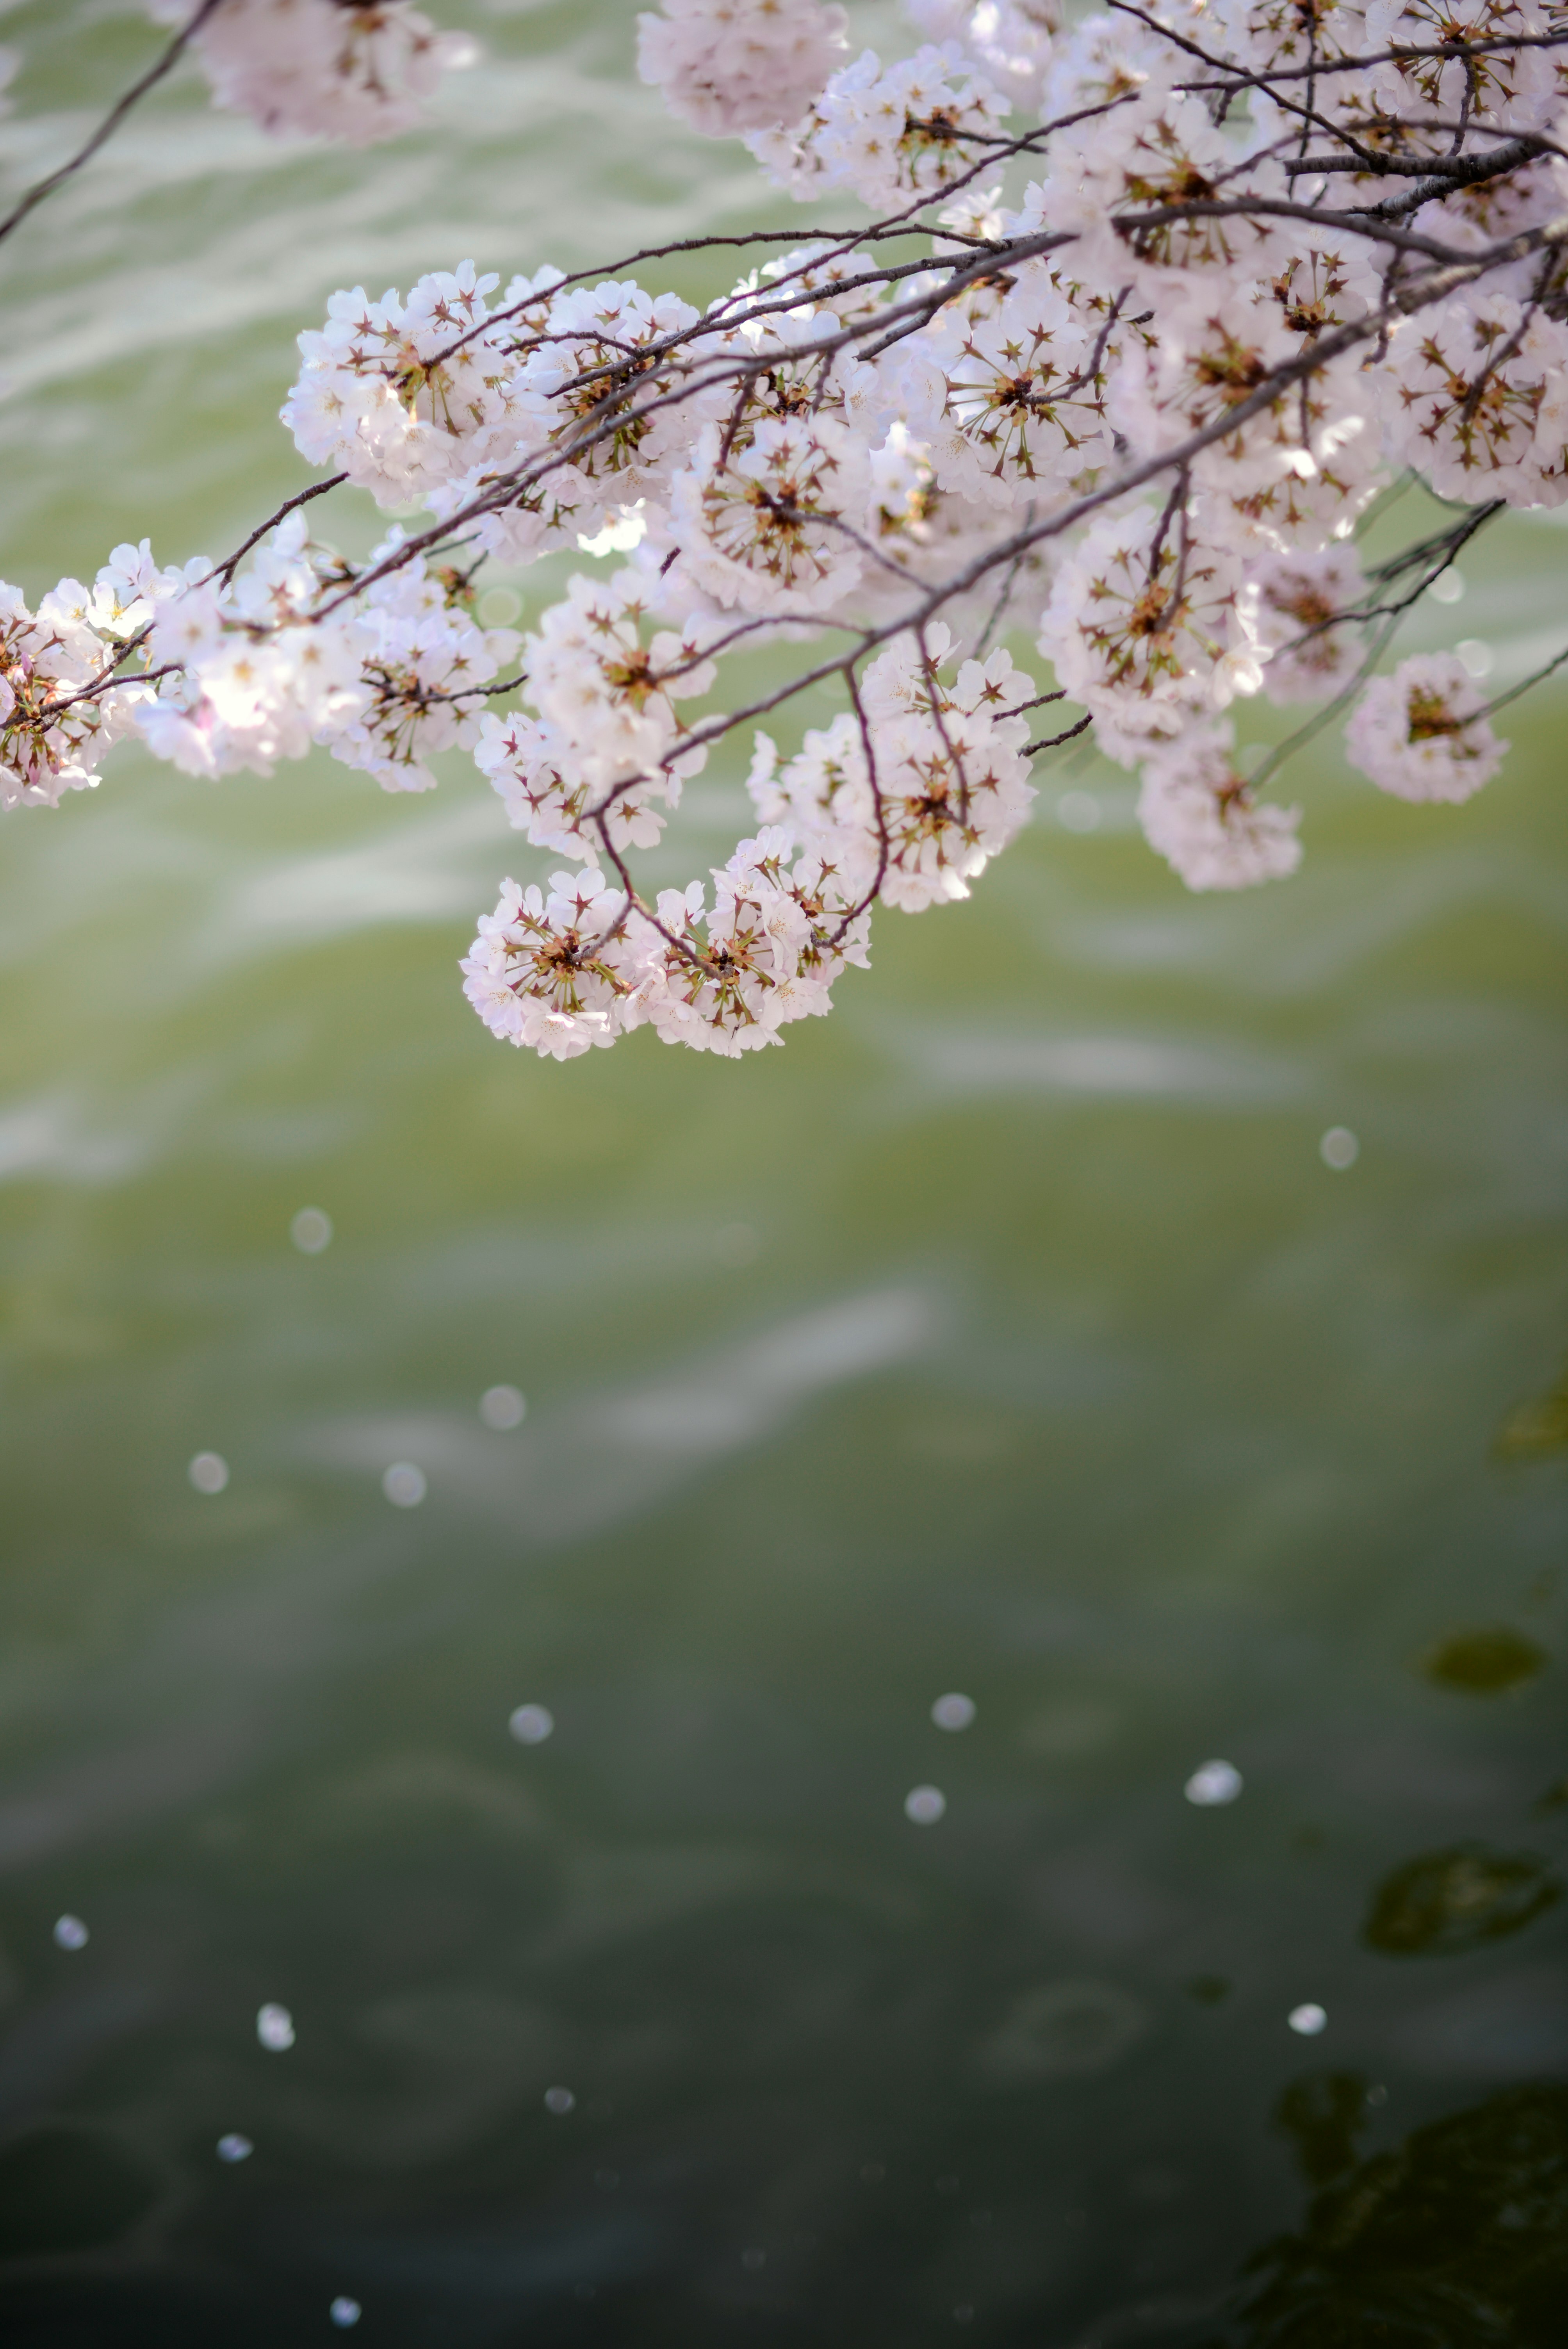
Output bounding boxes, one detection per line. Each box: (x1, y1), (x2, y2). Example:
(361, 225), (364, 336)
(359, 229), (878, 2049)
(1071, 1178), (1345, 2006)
(0, 2), (1564, 2344)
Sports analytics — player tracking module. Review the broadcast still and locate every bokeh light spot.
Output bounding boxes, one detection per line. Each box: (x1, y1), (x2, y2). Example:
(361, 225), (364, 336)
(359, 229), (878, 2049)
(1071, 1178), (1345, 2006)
(932, 1692), (975, 1731)
(1185, 1759), (1242, 1806)
(480, 1383), (526, 1429)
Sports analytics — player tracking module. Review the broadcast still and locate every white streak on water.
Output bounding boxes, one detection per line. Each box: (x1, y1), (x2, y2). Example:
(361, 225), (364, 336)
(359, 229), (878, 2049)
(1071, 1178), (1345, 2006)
(886, 1025), (1304, 1105)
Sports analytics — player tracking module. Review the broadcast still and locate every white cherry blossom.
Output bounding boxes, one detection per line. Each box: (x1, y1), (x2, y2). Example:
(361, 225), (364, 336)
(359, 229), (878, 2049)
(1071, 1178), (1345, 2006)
(670, 415), (871, 616)
(749, 630), (1036, 908)
(905, 0), (1060, 109)
(283, 264), (530, 508)
(1344, 653), (1507, 802)
(747, 43), (1009, 210)
(1251, 546), (1367, 701)
(1385, 293), (1568, 506)
(1038, 501), (1264, 756)
(147, 0), (476, 146)
(9, 0), (1567, 1062)
(462, 868), (652, 1060)
(907, 262), (1114, 509)
(1137, 724), (1303, 890)
(0, 581), (148, 811)
(636, 0), (850, 136)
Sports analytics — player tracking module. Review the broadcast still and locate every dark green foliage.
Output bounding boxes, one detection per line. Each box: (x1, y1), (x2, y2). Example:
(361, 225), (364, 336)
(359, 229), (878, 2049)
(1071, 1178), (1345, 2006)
(1224, 2087), (1568, 2348)
(1363, 1845), (1561, 1956)
(1420, 1627), (1546, 1693)
(1274, 2073), (1371, 2188)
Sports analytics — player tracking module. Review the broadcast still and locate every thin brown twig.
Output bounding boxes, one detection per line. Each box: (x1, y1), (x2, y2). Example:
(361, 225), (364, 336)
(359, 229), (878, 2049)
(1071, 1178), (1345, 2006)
(0, 0), (226, 248)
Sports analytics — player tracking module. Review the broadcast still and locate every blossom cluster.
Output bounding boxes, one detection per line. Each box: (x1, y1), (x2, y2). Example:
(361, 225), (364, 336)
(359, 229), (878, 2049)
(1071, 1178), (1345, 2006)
(461, 831), (871, 1060)
(636, 0), (850, 137)
(5, 0), (1563, 1060)
(146, 0), (476, 145)
(0, 520), (517, 798)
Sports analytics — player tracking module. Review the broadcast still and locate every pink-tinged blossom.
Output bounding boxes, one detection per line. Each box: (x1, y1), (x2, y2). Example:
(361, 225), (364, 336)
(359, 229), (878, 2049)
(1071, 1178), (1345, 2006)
(670, 415), (870, 616)
(637, 0), (850, 136)
(1251, 546), (1367, 701)
(1110, 293), (1382, 549)
(841, 422), (1019, 628)
(0, 581), (148, 812)
(474, 711), (599, 859)
(146, 0), (476, 146)
(904, 0), (1060, 109)
(526, 569), (716, 790)
(1041, 9), (1184, 116)
(282, 263), (532, 508)
(1217, 0), (1370, 78)
(473, 570), (716, 862)
(332, 540), (521, 793)
(1037, 86), (1287, 304)
(747, 43), (1009, 210)
(508, 279), (716, 535)
(1038, 502), (1264, 757)
(748, 631), (1036, 908)
(461, 869), (650, 1059)
(1137, 724), (1303, 890)
(905, 262), (1113, 510)
(136, 513), (366, 778)
(636, 828), (868, 1055)
(1363, 0), (1557, 131)
(1383, 293), (1568, 505)
(1344, 654), (1507, 802)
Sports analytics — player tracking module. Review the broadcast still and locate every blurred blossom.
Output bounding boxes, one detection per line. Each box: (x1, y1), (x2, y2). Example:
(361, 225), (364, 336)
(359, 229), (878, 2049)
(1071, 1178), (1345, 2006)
(290, 1206), (333, 1253)
(510, 1703), (554, 1745)
(544, 2085), (576, 2114)
(1289, 2003), (1328, 2035)
(1427, 569), (1464, 603)
(905, 1785), (946, 1824)
(189, 1451), (229, 1494)
(257, 2003), (295, 2051)
(480, 1383), (527, 1429)
(53, 1914), (89, 1950)
(1457, 640), (1494, 679)
(217, 2134), (253, 2163)
(1185, 1759), (1242, 1805)
(330, 2300), (362, 2329)
(932, 1692), (976, 1731)
(1320, 1127), (1359, 1170)
(383, 1461), (426, 1507)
